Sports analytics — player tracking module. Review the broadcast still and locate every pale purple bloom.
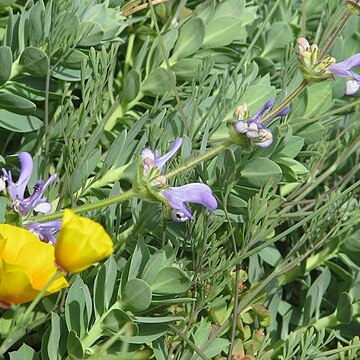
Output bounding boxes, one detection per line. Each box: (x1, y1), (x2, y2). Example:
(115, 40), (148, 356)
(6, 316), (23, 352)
(141, 138), (183, 173)
(329, 54), (360, 95)
(2, 152), (57, 216)
(25, 220), (62, 244)
(162, 183), (217, 222)
(234, 99), (290, 148)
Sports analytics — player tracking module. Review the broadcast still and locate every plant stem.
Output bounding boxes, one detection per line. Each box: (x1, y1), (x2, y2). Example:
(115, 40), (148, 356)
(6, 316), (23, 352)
(319, 12), (351, 60)
(165, 139), (232, 180)
(31, 189), (137, 223)
(168, 324), (210, 360)
(259, 80), (308, 125)
(147, 0), (189, 133)
(31, 140), (232, 222)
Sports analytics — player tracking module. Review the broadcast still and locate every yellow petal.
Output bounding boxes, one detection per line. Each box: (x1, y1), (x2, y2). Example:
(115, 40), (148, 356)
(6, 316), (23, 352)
(0, 226), (69, 305)
(0, 260), (40, 304)
(55, 209), (113, 273)
(0, 225), (39, 263)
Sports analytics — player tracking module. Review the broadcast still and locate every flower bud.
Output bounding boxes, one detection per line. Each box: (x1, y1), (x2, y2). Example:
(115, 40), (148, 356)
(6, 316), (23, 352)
(296, 37), (335, 82)
(346, 0), (360, 15)
(55, 210), (113, 273)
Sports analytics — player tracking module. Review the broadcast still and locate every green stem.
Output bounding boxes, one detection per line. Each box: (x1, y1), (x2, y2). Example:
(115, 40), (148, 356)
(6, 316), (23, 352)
(31, 189), (137, 223)
(319, 11), (351, 60)
(147, 0), (189, 133)
(168, 324), (210, 360)
(165, 140), (232, 180)
(259, 80), (308, 125)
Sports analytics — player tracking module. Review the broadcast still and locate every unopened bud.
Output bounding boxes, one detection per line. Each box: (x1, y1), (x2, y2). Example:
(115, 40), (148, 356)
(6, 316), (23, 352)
(346, 0), (360, 15)
(234, 104), (248, 120)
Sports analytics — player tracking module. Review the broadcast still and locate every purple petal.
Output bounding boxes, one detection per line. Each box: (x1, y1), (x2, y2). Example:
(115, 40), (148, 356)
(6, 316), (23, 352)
(25, 220), (62, 244)
(253, 129), (273, 148)
(162, 183), (217, 221)
(250, 99), (275, 123)
(155, 137), (183, 170)
(21, 174), (57, 216)
(246, 123), (262, 139)
(275, 105), (291, 117)
(234, 121), (248, 134)
(262, 105), (291, 126)
(4, 152), (33, 201)
(329, 54), (360, 82)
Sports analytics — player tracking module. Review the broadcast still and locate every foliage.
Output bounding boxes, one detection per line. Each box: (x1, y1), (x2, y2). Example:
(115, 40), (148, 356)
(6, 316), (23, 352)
(0, 0), (360, 359)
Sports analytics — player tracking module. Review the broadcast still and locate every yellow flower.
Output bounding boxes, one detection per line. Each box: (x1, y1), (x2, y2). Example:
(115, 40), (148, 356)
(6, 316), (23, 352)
(0, 225), (68, 306)
(55, 210), (113, 273)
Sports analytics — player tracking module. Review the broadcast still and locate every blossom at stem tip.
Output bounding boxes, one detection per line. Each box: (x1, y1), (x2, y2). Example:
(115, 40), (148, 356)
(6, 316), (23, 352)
(2, 152), (56, 217)
(140, 139), (218, 221)
(233, 99), (290, 148)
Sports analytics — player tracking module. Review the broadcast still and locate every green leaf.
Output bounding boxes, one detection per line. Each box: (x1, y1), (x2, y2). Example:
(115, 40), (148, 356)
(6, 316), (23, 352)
(67, 330), (84, 360)
(141, 250), (167, 285)
(103, 308), (134, 333)
(120, 323), (168, 344)
(240, 157), (282, 188)
(262, 23), (293, 56)
(0, 109), (42, 132)
(78, 21), (104, 47)
(171, 58), (203, 81)
(275, 136), (304, 158)
(134, 316), (184, 323)
(65, 276), (92, 338)
(203, 17), (241, 48)
(172, 18), (205, 60)
(141, 68), (173, 96)
(0, 46), (12, 85)
(0, 0), (16, 6)
(336, 292), (353, 324)
(304, 81), (333, 117)
(151, 267), (191, 295)
(121, 278), (152, 313)
(0, 92), (36, 115)
(122, 69), (141, 104)
(9, 344), (38, 360)
(19, 47), (49, 76)
(41, 312), (67, 360)
(94, 256), (117, 317)
(296, 123), (325, 144)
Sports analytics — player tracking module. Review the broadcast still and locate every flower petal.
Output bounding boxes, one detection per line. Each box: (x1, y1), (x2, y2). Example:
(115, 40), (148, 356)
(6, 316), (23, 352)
(250, 99), (275, 122)
(162, 183), (217, 222)
(234, 121), (248, 134)
(55, 210), (113, 273)
(155, 137), (183, 170)
(345, 79), (360, 95)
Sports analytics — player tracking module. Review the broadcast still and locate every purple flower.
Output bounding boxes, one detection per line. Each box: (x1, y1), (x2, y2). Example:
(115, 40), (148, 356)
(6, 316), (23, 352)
(234, 99), (290, 148)
(25, 220), (62, 244)
(162, 183), (217, 222)
(2, 152), (57, 216)
(141, 138), (183, 174)
(329, 54), (360, 95)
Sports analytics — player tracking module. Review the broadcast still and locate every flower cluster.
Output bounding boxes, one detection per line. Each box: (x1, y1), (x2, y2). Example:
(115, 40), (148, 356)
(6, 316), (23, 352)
(1, 152), (60, 243)
(296, 37), (335, 82)
(0, 209), (113, 307)
(2, 152), (56, 216)
(232, 99), (290, 148)
(141, 138), (217, 221)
